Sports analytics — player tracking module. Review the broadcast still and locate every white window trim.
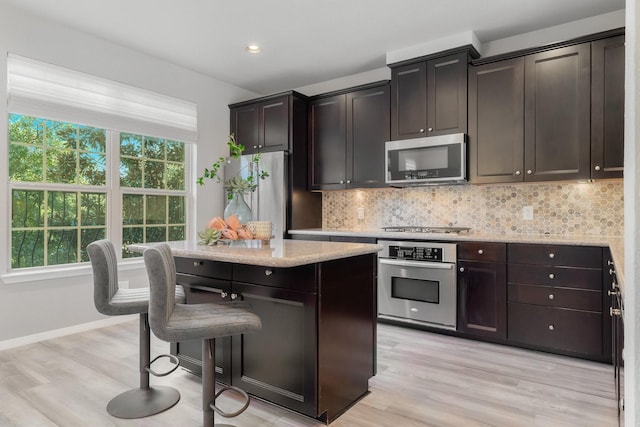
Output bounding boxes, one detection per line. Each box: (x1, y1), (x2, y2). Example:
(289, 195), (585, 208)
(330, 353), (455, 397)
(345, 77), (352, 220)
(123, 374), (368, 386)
(3, 125), (193, 282)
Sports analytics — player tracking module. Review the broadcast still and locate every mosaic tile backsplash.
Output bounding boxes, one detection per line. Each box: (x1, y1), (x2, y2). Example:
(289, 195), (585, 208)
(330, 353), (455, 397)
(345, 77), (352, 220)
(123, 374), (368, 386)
(322, 181), (623, 236)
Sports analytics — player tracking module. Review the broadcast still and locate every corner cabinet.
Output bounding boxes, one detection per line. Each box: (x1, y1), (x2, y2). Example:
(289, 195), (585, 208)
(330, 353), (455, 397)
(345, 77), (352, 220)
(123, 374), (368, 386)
(457, 242), (507, 339)
(469, 32), (625, 184)
(390, 49), (477, 140)
(172, 255), (377, 424)
(591, 35), (625, 179)
(229, 91), (306, 154)
(309, 82), (390, 190)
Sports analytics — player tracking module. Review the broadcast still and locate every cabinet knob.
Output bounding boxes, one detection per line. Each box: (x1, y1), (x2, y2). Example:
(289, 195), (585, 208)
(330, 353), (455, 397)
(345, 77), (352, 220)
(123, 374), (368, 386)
(548, 273), (555, 279)
(419, 128), (425, 133)
(193, 261), (203, 267)
(610, 307), (622, 317)
(231, 293), (238, 300)
(221, 291), (228, 299)
(595, 165), (601, 171)
(527, 170), (532, 175)
(608, 260), (614, 266)
(265, 269), (273, 276)
(548, 325), (555, 331)
(346, 180), (351, 184)
(610, 268), (616, 276)
(548, 294), (555, 300)
(428, 127), (433, 132)
(608, 290), (619, 297)
(612, 280), (618, 289)
(459, 267), (465, 273)
(253, 145), (258, 149)
(515, 170), (521, 176)
(477, 249), (484, 255)
(340, 180), (345, 184)
(548, 253), (555, 259)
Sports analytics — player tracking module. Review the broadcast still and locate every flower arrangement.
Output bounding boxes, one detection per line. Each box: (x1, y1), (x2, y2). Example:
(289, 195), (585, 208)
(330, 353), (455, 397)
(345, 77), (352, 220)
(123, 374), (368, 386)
(197, 134), (269, 200)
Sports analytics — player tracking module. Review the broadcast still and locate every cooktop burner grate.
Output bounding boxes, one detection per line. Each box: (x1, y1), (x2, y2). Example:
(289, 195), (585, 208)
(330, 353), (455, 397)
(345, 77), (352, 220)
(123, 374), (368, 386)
(381, 226), (471, 234)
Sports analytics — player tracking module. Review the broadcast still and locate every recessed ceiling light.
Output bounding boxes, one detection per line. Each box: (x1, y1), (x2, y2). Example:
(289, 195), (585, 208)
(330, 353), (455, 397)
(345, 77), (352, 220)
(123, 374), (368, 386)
(246, 44), (261, 54)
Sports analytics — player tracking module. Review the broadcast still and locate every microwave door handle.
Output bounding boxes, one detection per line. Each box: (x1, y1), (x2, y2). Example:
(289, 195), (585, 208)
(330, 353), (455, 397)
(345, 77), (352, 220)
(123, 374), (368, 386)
(378, 258), (454, 269)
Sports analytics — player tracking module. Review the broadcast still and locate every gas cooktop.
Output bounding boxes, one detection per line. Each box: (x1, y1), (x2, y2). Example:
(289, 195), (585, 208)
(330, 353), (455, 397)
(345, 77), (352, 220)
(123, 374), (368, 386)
(381, 226), (471, 234)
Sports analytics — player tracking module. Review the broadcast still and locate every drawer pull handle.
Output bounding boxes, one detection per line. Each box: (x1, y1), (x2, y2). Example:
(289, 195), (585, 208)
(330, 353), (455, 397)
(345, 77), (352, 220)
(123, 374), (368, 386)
(548, 253), (555, 259)
(548, 273), (555, 279)
(221, 292), (228, 299)
(193, 261), (203, 267)
(548, 294), (554, 300)
(548, 325), (555, 331)
(477, 249), (484, 255)
(231, 293), (238, 300)
(265, 269), (273, 276)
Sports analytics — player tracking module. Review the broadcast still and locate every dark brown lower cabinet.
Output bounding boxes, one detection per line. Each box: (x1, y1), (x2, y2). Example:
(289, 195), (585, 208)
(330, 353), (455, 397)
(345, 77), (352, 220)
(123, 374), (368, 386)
(457, 242), (507, 339)
(506, 244), (610, 362)
(172, 254), (376, 423)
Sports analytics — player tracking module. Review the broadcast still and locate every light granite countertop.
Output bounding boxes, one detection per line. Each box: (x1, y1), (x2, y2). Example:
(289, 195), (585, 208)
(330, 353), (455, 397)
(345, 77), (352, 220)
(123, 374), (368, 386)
(289, 228), (626, 296)
(128, 239), (382, 268)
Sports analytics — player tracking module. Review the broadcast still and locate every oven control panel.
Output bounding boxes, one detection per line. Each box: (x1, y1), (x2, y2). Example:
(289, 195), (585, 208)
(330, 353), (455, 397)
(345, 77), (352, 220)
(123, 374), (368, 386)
(388, 245), (443, 262)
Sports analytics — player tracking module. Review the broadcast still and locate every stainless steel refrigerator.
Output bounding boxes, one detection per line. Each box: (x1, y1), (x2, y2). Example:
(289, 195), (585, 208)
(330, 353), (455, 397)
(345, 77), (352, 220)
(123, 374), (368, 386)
(224, 151), (320, 238)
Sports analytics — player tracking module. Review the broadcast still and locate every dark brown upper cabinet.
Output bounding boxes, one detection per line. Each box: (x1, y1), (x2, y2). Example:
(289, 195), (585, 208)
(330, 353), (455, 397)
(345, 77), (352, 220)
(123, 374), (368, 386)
(230, 93), (299, 154)
(591, 35), (625, 179)
(468, 57), (525, 184)
(310, 82), (390, 190)
(524, 44), (591, 181)
(390, 50), (474, 141)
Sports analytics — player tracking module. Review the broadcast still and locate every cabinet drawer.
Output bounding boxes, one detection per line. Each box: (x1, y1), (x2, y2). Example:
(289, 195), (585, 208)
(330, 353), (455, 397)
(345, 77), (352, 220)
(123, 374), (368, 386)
(507, 264), (602, 290)
(508, 302), (602, 356)
(508, 283), (601, 312)
(175, 257), (233, 280)
(458, 242), (506, 262)
(508, 244), (602, 267)
(233, 264), (317, 292)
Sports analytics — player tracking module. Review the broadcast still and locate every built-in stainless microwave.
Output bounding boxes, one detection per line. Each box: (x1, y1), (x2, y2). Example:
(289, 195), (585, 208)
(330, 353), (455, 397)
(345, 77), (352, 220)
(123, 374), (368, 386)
(385, 133), (467, 186)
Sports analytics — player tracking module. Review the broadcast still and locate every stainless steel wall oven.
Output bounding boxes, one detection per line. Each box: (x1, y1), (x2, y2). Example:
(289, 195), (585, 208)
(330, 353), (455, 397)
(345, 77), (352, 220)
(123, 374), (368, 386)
(377, 240), (457, 330)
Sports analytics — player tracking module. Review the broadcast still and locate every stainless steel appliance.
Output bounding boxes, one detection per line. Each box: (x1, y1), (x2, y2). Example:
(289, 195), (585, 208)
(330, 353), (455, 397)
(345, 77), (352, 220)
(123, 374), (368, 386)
(378, 240), (457, 330)
(385, 133), (467, 186)
(382, 226), (470, 234)
(225, 151), (320, 238)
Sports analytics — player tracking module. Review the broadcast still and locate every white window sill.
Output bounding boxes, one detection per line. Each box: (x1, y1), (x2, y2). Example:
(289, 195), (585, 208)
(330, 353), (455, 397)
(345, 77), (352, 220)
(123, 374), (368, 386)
(1, 258), (146, 285)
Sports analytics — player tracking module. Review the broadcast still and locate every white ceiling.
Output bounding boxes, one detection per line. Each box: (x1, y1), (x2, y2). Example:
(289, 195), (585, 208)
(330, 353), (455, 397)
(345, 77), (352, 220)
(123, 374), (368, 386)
(0, 0), (625, 95)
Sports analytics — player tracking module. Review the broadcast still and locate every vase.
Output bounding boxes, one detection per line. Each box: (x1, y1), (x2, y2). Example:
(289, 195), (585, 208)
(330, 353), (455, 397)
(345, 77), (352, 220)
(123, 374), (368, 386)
(224, 193), (253, 224)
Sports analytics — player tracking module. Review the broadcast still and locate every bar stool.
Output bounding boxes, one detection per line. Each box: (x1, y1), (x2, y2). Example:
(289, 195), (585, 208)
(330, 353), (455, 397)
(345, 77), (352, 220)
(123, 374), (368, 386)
(143, 243), (262, 427)
(87, 239), (185, 418)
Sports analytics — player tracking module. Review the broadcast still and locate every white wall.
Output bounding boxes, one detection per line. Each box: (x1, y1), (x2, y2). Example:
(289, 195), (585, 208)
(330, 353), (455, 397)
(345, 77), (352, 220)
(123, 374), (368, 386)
(624, 2), (638, 425)
(0, 3), (257, 344)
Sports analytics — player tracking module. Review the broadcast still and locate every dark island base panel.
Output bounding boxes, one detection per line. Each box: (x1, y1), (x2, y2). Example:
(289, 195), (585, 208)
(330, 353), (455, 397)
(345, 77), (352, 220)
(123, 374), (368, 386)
(172, 253), (377, 424)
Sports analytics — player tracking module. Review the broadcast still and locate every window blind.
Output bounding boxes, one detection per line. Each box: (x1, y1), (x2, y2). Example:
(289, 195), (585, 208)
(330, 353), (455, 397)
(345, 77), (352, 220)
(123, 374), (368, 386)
(7, 54), (198, 142)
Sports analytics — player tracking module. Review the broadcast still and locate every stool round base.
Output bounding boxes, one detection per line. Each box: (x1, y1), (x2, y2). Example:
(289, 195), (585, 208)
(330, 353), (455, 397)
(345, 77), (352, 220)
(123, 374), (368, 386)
(106, 386), (180, 419)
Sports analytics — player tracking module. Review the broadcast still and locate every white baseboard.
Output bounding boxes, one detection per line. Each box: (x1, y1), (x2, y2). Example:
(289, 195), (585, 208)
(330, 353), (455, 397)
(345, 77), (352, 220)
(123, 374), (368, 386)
(0, 315), (138, 351)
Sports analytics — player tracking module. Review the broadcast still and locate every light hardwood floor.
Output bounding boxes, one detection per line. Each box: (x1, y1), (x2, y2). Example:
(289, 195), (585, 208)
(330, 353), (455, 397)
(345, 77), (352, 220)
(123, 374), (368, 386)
(0, 321), (617, 426)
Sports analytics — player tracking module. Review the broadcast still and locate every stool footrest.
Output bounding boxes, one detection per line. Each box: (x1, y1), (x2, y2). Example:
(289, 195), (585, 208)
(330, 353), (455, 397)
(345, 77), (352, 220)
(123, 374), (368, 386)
(210, 386), (250, 418)
(145, 353), (180, 377)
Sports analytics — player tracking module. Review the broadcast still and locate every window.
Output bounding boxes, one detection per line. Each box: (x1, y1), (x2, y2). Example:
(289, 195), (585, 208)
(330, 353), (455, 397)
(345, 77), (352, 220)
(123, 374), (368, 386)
(6, 54), (197, 272)
(8, 115), (188, 269)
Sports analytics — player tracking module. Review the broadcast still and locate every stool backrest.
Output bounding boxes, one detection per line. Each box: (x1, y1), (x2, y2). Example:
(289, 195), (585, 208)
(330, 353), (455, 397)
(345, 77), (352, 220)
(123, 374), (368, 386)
(87, 239), (120, 315)
(143, 243), (178, 342)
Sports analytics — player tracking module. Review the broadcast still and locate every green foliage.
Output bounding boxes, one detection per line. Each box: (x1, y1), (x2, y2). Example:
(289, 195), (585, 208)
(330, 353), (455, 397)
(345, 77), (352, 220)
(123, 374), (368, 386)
(197, 227), (221, 246)
(197, 134), (269, 199)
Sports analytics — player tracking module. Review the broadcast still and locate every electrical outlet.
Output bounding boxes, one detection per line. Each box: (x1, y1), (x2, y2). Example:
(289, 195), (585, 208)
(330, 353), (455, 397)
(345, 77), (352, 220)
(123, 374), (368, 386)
(357, 207), (365, 220)
(523, 206), (533, 220)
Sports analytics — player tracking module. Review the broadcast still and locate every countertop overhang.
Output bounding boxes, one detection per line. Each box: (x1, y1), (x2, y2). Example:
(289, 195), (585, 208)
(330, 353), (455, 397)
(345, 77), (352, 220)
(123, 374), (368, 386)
(128, 239), (382, 268)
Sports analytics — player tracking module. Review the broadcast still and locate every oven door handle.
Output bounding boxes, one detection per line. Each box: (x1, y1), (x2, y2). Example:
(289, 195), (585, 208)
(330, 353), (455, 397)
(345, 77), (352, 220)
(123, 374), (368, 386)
(378, 258), (454, 269)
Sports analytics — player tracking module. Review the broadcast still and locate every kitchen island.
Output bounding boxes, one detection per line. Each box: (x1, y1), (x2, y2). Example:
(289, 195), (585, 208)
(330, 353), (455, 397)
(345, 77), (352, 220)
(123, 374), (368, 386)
(128, 239), (382, 423)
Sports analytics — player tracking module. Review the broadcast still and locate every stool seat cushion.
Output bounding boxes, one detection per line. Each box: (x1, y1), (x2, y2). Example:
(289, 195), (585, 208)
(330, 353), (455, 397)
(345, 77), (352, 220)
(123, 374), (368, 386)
(158, 301), (262, 342)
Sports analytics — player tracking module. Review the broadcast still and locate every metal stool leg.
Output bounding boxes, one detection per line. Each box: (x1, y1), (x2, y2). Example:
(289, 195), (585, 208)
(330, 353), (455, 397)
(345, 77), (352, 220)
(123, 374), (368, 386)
(106, 314), (181, 419)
